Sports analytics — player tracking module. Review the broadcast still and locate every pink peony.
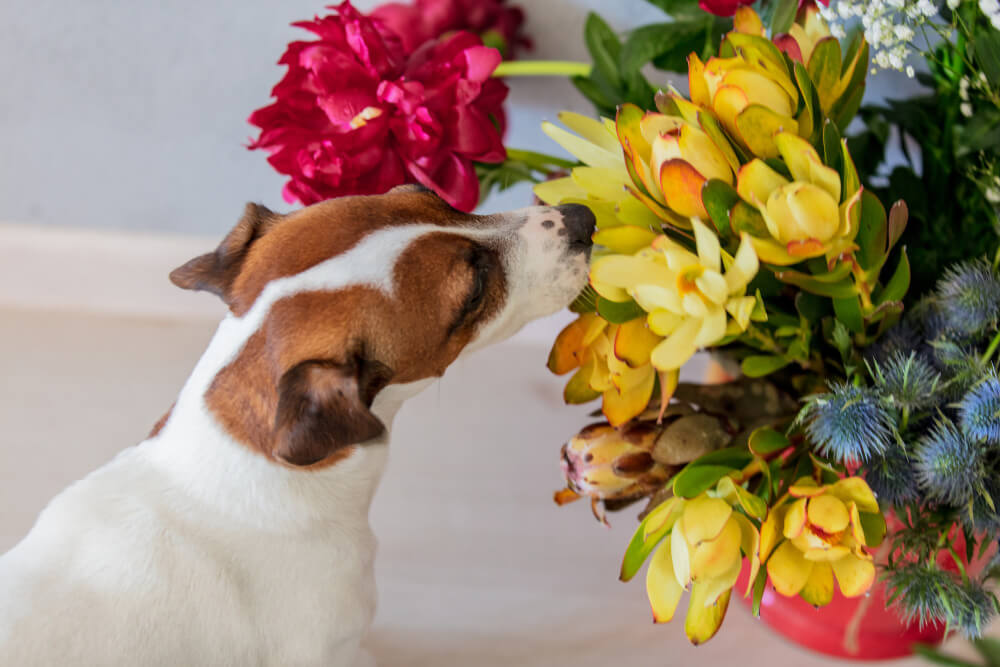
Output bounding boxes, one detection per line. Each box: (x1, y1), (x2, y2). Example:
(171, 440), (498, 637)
(697, 0), (755, 16)
(370, 0), (528, 57)
(248, 1), (508, 211)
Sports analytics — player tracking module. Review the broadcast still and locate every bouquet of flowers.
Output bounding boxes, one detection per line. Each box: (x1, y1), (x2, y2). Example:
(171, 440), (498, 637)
(248, 0), (1000, 653)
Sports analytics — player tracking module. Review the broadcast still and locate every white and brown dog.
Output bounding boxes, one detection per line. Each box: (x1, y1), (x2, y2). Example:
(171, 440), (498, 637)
(0, 186), (595, 666)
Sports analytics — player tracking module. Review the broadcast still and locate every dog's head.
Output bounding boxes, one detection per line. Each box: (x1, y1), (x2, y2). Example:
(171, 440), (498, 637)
(170, 186), (594, 467)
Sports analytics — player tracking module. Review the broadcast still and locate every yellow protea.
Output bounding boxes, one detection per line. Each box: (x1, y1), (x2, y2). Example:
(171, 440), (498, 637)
(688, 10), (802, 159)
(547, 313), (663, 426)
(642, 492), (760, 644)
(736, 131), (863, 265)
(775, 5), (831, 65)
(760, 477), (884, 604)
(590, 220), (761, 375)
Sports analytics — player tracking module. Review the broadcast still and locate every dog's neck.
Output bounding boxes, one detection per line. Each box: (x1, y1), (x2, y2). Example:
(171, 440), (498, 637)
(143, 310), (432, 533)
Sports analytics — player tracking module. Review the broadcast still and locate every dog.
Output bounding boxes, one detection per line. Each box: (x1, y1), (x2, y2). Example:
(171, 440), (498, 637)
(0, 186), (595, 666)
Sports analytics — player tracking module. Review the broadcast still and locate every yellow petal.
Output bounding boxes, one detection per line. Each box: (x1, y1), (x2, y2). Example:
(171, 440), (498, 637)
(659, 159), (709, 219)
(688, 54), (712, 108)
(725, 296), (756, 331)
(593, 225), (660, 254)
(671, 520), (692, 587)
(783, 498), (808, 538)
(799, 561), (834, 606)
(633, 285), (683, 314)
(749, 236), (799, 265)
(693, 305), (727, 347)
(647, 542), (685, 623)
(784, 183), (840, 241)
(547, 316), (591, 375)
(684, 582), (731, 645)
(712, 85), (749, 136)
(759, 505), (785, 561)
(563, 361), (602, 404)
(807, 494), (850, 534)
(647, 309), (683, 336)
(734, 105), (798, 159)
(619, 194), (669, 228)
(679, 125), (734, 185)
(650, 317), (700, 370)
(723, 69), (795, 117)
(726, 234), (760, 294)
(733, 6), (765, 35)
(788, 479), (824, 497)
(591, 255), (673, 290)
(644, 496), (685, 538)
(682, 496), (733, 546)
(533, 176), (586, 205)
(682, 292), (708, 318)
(614, 319), (663, 367)
(690, 518), (742, 581)
(640, 112), (685, 146)
(733, 512), (761, 596)
(557, 110), (622, 153)
(700, 557), (743, 607)
(802, 545), (851, 562)
(542, 120), (622, 169)
(766, 540), (813, 597)
(831, 553), (876, 598)
(692, 218), (722, 273)
(572, 167), (631, 202)
(602, 369), (655, 427)
(696, 271), (729, 306)
(736, 159), (790, 205)
(827, 478), (879, 514)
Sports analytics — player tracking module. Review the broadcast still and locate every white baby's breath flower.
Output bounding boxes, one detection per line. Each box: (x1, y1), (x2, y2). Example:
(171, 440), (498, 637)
(831, 23), (847, 37)
(948, 0), (961, 8)
(991, 13), (1000, 29)
(986, 187), (1000, 204)
(906, 65), (915, 77)
(962, 102), (974, 117)
(981, 0), (1000, 15)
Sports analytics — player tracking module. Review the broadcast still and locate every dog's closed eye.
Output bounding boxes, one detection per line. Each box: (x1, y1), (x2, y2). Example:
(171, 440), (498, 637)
(448, 246), (494, 336)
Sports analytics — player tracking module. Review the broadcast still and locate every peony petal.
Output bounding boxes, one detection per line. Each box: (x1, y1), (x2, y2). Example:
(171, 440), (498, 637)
(831, 554), (876, 598)
(766, 540), (813, 597)
(684, 583), (731, 645)
(799, 561), (834, 606)
(647, 542), (685, 623)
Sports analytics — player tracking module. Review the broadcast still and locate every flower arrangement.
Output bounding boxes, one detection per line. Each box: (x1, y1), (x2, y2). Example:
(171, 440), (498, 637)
(248, 0), (1000, 654)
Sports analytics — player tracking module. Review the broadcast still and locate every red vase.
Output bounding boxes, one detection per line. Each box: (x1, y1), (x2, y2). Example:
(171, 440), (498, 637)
(734, 524), (992, 660)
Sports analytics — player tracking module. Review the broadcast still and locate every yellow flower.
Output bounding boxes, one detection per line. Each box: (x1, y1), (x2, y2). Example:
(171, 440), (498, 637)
(642, 492), (760, 644)
(688, 10), (802, 159)
(590, 220), (761, 374)
(779, 6), (831, 65)
(547, 313), (663, 426)
(760, 477), (884, 605)
(736, 132), (863, 265)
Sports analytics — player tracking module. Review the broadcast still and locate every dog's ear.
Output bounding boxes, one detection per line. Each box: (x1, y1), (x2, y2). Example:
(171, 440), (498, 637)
(169, 202), (281, 303)
(273, 358), (393, 466)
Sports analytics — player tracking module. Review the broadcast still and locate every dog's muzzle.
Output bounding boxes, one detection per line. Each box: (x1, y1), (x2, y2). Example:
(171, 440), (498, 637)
(556, 203), (597, 253)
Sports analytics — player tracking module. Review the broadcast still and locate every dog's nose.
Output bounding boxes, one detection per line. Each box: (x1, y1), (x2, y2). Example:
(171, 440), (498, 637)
(557, 203), (596, 249)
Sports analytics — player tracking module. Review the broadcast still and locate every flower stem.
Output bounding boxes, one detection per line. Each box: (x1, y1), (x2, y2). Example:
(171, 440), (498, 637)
(981, 328), (1000, 365)
(493, 60), (592, 78)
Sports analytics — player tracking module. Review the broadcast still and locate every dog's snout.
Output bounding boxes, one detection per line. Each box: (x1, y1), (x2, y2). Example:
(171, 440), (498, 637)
(556, 203), (596, 250)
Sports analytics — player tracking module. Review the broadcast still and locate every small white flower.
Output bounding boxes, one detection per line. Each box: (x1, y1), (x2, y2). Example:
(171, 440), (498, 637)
(986, 187), (1000, 204)
(991, 13), (1000, 29)
(962, 102), (974, 117)
(948, 0), (961, 8)
(918, 0), (937, 16)
(831, 23), (847, 38)
(906, 65), (916, 77)
(960, 77), (971, 100)
(981, 0), (1000, 15)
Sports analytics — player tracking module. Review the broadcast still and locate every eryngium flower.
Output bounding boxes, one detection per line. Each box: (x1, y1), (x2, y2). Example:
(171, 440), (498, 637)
(962, 467), (1000, 534)
(952, 580), (1000, 638)
(864, 443), (920, 507)
(960, 375), (1000, 445)
(248, 2), (507, 211)
(935, 258), (1000, 337)
(885, 562), (964, 629)
(803, 383), (893, 463)
(914, 418), (983, 506)
(869, 351), (940, 412)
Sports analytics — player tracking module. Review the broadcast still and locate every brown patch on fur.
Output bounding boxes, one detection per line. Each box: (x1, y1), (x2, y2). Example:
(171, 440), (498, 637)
(148, 403), (175, 438)
(203, 224), (507, 468)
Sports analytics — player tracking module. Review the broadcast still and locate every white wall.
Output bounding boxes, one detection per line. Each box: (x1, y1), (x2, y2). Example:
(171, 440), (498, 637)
(1, 0), (918, 235)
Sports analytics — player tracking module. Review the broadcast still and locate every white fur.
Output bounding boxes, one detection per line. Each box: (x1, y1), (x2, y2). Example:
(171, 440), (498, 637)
(0, 205), (588, 666)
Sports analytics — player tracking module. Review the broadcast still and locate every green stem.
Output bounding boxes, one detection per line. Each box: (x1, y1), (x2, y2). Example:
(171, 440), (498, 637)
(981, 329), (1000, 365)
(946, 544), (969, 583)
(493, 60), (592, 78)
(504, 148), (576, 170)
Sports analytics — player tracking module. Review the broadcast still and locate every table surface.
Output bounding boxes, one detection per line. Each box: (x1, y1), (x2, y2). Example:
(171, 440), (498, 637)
(0, 307), (965, 666)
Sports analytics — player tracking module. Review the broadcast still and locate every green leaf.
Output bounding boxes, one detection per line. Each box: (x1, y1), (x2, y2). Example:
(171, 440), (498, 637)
(741, 355), (791, 377)
(875, 248), (910, 306)
(689, 446), (755, 469)
(773, 271), (858, 298)
(584, 13), (623, 89)
(570, 75), (617, 116)
(620, 499), (674, 581)
(749, 427), (791, 456)
(596, 297), (645, 324)
(702, 179), (740, 240)
(856, 190), (888, 271)
(751, 566), (768, 617)
(887, 200), (908, 251)
(971, 29), (1000, 87)
(795, 291), (829, 322)
(672, 465), (737, 498)
(793, 61), (820, 145)
(840, 138), (861, 204)
(833, 296), (864, 333)
(831, 83), (865, 132)
(641, 0), (706, 19)
(858, 511), (886, 548)
(769, 0), (798, 35)
(911, 644), (979, 667)
(569, 285), (599, 314)
(822, 121), (843, 175)
(807, 38), (843, 110)
(622, 21), (706, 74)
(730, 200), (770, 237)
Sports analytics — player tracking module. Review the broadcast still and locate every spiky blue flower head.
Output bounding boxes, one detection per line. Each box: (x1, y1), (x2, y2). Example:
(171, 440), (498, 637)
(950, 580), (999, 638)
(960, 374), (1000, 445)
(962, 469), (1000, 534)
(864, 443), (920, 508)
(866, 319), (924, 368)
(804, 383), (894, 463)
(869, 351), (942, 412)
(915, 417), (984, 506)
(935, 258), (1000, 338)
(886, 563), (963, 629)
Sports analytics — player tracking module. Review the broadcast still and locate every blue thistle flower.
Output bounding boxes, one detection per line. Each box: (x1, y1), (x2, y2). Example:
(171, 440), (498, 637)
(963, 468), (1000, 534)
(866, 320), (924, 368)
(914, 418), (983, 506)
(960, 375), (1000, 445)
(869, 352), (941, 412)
(885, 563), (963, 629)
(803, 383), (894, 463)
(950, 580), (999, 639)
(865, 443), (920, 508)
(935, 258), (1000, 337)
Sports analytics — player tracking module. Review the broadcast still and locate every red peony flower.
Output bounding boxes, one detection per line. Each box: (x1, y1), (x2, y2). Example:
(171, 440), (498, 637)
(248, 1), (508, 211)
(697, 0), (755, 17)
(370, 0), (529, 57)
